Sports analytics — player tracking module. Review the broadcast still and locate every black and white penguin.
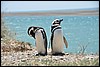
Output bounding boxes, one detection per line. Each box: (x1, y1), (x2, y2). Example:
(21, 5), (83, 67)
(50, 19), (68, 56)
(28, 26), (47, 56)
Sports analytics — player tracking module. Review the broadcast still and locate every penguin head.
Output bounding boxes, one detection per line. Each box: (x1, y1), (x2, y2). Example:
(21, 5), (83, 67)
(52, 19), (63, 25)
(28, 26), (36, 37)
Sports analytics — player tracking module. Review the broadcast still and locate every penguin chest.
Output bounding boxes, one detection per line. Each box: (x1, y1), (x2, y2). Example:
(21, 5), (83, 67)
(53, 29), (64, 52)
(35, 30), (45, 53)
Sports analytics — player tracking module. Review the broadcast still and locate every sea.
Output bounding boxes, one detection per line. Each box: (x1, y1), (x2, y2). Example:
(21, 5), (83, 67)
(3, 16), (99, 54)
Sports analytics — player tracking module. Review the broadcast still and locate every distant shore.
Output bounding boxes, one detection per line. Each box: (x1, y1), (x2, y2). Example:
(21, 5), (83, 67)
(2, 9), (99, 16)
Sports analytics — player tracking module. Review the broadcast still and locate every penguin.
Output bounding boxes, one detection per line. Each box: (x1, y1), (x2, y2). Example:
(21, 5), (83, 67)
(28, 26), (47, 56)
(50, 19), (68, 56)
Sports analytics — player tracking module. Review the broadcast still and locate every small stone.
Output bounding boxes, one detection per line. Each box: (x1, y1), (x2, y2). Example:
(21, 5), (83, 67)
(60, 58), (64, 60)
(21, 59), (26, 62)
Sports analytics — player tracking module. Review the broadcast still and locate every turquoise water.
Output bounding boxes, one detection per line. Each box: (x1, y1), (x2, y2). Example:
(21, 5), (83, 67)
(3, 16), (99, 54)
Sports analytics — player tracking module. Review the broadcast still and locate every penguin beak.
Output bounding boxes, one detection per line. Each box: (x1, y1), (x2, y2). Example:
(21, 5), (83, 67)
(59, 19), (63, 24)
(60, 19), (63, 22)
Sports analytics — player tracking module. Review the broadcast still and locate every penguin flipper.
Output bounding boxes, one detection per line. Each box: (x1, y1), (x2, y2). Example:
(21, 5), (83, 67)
(63, 36), (68, 48)
(51, 33), (53, 51)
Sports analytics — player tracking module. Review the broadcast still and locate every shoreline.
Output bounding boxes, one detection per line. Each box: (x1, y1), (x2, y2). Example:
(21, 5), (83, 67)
(2, 9), (99, 16)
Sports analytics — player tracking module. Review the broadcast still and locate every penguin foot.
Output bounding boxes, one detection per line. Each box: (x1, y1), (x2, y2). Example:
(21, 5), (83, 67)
(36, 53), (47, 56)
(52, 52), (65, 56)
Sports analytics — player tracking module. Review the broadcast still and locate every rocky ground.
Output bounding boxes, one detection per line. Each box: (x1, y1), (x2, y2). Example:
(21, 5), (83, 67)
(1, 39), (99, 66)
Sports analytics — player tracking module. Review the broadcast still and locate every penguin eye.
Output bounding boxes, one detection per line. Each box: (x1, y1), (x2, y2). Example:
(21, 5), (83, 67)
(56, 20), (59, 22)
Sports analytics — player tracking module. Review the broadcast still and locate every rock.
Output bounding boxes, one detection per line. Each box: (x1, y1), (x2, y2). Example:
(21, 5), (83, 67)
(60, 58), (64, 60)
(65, 53), (69, 55)
(1, 38), (3, 41)
(21, 59), (26, 62)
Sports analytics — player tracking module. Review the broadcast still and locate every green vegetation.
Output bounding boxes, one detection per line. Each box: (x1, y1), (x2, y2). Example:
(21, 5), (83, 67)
(1, 19), (15, 39)
(1, 20), (9, 38)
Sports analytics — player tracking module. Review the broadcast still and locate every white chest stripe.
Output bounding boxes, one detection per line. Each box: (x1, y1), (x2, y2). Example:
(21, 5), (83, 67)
(51, 26), (61, 33)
